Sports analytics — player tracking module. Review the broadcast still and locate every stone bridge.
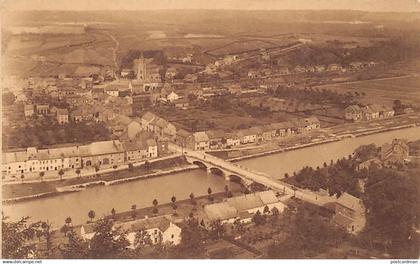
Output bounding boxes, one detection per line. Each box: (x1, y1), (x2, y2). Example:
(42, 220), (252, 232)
(184, 150), (336, 207)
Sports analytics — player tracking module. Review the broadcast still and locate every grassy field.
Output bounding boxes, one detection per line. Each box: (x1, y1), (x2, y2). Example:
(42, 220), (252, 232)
(317, 75), (420, 106)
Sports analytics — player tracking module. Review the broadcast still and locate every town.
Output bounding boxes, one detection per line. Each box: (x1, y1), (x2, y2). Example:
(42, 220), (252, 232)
(1, 6), (420, 260)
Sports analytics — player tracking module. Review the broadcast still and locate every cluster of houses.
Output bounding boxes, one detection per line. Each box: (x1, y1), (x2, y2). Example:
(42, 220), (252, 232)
(344, 104), (395, 122)
(246, 61), (378, 79)
(176, 117), (321, 151)
(24, 104), (69, 124)
(80, 215), (182, 247)
(1, 134), (167, 177)
(357, 138), (410, 170)
(78, 188), (366, 251)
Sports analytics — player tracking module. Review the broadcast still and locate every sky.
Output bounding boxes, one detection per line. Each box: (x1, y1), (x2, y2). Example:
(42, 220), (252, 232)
(1, 0), (420, 12)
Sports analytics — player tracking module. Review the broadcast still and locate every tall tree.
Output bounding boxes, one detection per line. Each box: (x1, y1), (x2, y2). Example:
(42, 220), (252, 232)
(173, 218), (206, 258)
(58, 169), (65, 180)
(39, 171), (45, 182)
(59, 230), (89, 258)
(88, 210), (96, 223)
(266, 207), (348, 258)
(2, 216), (38, 259)
(89, 218), (130, 258)
(362, 169), (419, 258)
(75, 169), (81, 178)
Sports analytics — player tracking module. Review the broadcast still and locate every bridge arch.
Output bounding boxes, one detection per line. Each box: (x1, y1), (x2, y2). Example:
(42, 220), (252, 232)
(193, 160), (207, 169)
(209, 167), (224, 177)
(227, 174), (244, 184)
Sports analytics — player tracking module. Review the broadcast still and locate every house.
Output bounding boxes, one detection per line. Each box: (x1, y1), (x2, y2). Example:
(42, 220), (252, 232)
(205, 202), (239, 224)
(294, 65), (306, 73)
(247, 70), (259, 79)
(344, 105), (363, 122)
(379, 139), (409, 166)
(36, 104), (49, 115)
(24, 104), (35, 118)
(333, 192), (365, 234)
(2, 151), (29, 175)
(173, 98), (189, 109)
(357, 158), (382, 171)
(361, 105), (380, 120)
(315, 65), (326, 72)
(80, 140), (126, 169)
(206, 130), (225, 149)
(56, 108), (69, 124)
(127, 120), (142, 139)
(271, 122), (293, 137)
(249, 127), (264, 142)
(80, 224), (96, 240)
(123, 139), (148, 162)
(237, 129), (257, 144)
(204, 191), (285, 225)
(121, 69), (134, 78)
(261, 125), (275, 141)
(349, 62), (364, 70)
(303, 117), (321, 131)
(165, 67), (177, 80)
(327, 64), (342, 71)
(157, 138), (169, 155)
(187, 132), (210, 150)
(167, 91), (180, 102)
(150, 117), (176, 140)
(140, 112), (157, 131)
(379, 105), (395, 118)
(116, 216), (182, 247)
(146, 139), (158, 158)
(227, 84), (242, 95)
(175, 129), (192, 149)
(225, 133), (240, 148)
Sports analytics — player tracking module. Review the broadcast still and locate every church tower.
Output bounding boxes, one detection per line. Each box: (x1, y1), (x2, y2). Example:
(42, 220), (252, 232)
(136, 52), (147, 81)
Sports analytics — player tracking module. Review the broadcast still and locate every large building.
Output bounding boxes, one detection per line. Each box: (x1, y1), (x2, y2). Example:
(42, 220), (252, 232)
(204, 191), (286, 225)
(2, 138), (160, 177)
(132, 53), (162, 93)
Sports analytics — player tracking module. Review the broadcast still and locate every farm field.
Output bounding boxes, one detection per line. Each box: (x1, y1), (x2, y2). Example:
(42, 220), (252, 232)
(316, 75), (420, 106)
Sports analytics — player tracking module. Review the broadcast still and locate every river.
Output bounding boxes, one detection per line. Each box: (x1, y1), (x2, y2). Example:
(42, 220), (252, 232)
(3, 170), (240, 227)
(235, 127), (420, 179)
(3, 126), (420, 227)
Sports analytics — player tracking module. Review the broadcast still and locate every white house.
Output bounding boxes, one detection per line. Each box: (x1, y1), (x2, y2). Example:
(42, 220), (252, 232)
(166, 91), (180, 102)
(80, 224), (96, 240)
(146, 139), (158, 158)
(116, 216), (182, 247)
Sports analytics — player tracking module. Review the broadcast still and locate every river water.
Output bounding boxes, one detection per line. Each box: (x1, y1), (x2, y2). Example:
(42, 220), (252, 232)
(3, 127), (420, 227)
(235, 127), (420, 180)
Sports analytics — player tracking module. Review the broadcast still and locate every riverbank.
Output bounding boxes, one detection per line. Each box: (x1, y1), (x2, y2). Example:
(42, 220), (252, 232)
(2, 156), (195, 203)
(209, 123), (420, 162)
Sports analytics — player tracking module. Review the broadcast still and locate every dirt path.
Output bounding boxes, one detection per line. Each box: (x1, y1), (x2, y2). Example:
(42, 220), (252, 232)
(104, 31), (120, 71)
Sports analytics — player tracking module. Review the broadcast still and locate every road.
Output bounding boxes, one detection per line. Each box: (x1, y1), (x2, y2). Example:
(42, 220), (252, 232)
(104, 31), (120, 72)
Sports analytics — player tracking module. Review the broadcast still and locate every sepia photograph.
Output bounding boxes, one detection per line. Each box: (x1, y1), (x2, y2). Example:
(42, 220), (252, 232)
(1, 0), (420, 261)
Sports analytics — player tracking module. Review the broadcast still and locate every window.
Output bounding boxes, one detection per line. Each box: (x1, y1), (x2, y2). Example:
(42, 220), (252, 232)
(154, 230), (157, 234)
(171, 234), (174, 239)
